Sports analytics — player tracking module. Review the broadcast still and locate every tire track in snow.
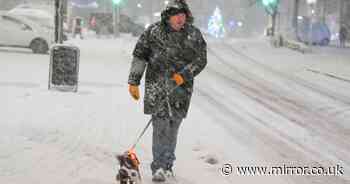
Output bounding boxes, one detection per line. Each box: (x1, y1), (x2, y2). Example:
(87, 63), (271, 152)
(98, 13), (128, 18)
(208, 44), (350, 150)
(220, 42), (350, 105)
(193, 44), (350, 183)
(218, 42), (350, 132)
(194, 86), (348, 184)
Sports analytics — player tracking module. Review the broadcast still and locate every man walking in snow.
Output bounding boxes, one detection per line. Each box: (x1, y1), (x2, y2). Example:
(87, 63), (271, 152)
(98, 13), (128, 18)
(127, 0), (207, 182)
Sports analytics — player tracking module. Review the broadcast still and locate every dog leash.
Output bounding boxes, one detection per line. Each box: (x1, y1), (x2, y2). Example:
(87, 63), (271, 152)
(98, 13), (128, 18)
(130, 118), (152, 150)
(130, 85), (180, 150)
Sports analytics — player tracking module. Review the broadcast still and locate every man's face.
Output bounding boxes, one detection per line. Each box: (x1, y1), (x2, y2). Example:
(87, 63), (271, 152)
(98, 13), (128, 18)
(169, 13), (186, 31)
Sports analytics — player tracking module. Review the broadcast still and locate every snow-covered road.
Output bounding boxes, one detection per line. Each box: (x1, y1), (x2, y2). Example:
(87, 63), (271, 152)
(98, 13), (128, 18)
(1, 36), (349, 184)
(199, 40), (350, 183)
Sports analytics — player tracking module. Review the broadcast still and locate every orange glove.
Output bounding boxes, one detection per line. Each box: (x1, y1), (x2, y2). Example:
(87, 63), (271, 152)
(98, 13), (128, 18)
(128, 85), (140, 100)
(172, 73), (184, 86)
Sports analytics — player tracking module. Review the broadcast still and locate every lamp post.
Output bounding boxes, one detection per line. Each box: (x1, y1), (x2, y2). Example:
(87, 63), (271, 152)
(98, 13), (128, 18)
(112, 0), (122, 38)
(307, 0), (317, 48)
(54, 0), (64, 43)
(261, 0), (280, 36)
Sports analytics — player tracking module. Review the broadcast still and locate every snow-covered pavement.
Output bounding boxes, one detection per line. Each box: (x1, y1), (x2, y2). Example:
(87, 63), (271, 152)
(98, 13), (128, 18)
(1, 35), (349, 184)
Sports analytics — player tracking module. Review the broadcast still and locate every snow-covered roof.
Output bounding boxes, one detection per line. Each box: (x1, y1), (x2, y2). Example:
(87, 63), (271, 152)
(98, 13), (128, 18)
(8, 5), (54, 29)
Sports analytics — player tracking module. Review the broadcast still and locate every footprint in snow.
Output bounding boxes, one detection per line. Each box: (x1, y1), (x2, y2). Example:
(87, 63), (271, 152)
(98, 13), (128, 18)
(199, 154), (219, 165)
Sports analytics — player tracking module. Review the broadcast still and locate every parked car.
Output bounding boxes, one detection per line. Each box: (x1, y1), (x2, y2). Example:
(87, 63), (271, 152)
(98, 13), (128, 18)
(0, 12), (53, 54)
(89, 13), (145, 37)
(8, 7), (54, 29)
(119, 14), (145, 36)
(297, 17), (331, 46)
(7, 7), (68, 41)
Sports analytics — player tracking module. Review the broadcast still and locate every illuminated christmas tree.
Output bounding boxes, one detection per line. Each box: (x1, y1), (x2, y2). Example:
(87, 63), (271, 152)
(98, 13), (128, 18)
(208, 6), (225, 38)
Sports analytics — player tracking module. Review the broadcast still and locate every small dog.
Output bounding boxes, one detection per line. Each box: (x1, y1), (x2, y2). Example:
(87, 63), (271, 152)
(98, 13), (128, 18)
(116, 149), (141, 184)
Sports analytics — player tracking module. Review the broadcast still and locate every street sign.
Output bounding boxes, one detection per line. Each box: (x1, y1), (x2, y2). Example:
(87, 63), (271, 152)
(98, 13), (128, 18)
(260, 0), (280, 15)
(49, 44), (80, 92)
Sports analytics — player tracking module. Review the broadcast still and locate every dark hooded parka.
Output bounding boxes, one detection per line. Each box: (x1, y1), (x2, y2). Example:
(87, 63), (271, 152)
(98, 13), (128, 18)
(128, 0), (207, 118)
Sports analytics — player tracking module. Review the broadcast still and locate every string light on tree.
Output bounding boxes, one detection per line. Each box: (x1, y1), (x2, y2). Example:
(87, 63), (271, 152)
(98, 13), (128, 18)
(208, 6), (226, 38)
